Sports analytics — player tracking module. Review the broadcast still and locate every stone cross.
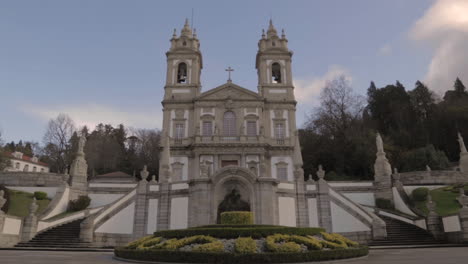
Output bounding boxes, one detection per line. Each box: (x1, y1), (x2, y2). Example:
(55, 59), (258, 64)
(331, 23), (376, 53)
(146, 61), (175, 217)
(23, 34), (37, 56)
(225, 66), (234, 82)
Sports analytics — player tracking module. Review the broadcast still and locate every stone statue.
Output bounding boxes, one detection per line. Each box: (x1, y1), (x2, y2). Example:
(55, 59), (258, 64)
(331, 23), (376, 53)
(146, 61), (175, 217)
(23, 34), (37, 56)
(259, 125), (264, 136)
(376, 133), (384, 153)
(426, 165), (431, 172)
(458, 132), (467, 153)
(78, 135), (86, 154)
(317, 165), (325, 180)
(29, 198), (38, 216)
(214, 125), (219, 136)
(0, 190), (6, 212)
(140, 165), (149, 181)
(458, 188), (468, 209)
(199, 161), (208, 178)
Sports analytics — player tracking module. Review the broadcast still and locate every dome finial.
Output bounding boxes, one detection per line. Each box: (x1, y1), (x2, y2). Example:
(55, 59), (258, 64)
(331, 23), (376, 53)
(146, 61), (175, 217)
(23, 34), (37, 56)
(181, 18), (192, 37)
(172, 28), (177, 38)
(281, 29), (285, 39)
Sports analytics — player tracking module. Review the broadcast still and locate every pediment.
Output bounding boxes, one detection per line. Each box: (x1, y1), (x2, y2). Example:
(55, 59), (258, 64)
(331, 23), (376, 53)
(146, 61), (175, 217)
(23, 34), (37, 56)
(197, 82), (262, 101)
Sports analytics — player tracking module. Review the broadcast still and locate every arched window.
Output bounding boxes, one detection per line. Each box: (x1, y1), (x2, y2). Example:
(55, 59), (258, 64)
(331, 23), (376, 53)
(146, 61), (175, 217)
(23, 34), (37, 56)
(223, 111), (236, 137)
(271, 62), (282, 83)
(177, 62), (187, 84)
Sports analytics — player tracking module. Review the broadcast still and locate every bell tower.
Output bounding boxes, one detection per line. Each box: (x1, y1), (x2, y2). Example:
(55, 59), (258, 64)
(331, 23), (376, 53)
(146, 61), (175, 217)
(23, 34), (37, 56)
(256, 20), (295, 100)
(164, 19), (202, 101)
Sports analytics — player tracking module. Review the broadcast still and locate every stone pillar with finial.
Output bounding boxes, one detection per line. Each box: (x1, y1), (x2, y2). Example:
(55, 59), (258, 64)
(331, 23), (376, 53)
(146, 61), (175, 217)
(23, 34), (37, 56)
(373, 133), (394, 203)
(426, 194), (443, 240)
(21, 198), (39, 242)
(293, 135), (309, 227)
(316, 165), (332, 232)
(133, 165), (149, 239)
(457, 132), (468, 173)
(69, 134), (89, 201)
(457, 188), (468, 242)
(157, 132), (172, 231)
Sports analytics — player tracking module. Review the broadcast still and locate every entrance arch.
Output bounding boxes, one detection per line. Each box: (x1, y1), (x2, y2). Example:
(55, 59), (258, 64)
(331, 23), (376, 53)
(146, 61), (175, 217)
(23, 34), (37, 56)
(211, 166), (257, 223)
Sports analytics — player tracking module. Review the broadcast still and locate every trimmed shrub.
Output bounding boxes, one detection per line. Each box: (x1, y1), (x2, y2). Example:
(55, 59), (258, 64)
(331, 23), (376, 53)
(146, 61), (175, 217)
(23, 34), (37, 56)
(126, 235), (154, 249)
(234, 237), (257, 254)
(137, 237), (163, 250)
(321, 232), (358, 248)
(375, 198), (393, 210)
(192, 241), (224, 253)
(220, 211), (253, 225)
(154, 226), (324, 239)
(265, 234), (320, 252)
(34, 191), (48, 200)
(115, 246), (369, 264)
(160, 235), (217, 250)
(412, 187), (429, 202)
(68, 195), (91, 211)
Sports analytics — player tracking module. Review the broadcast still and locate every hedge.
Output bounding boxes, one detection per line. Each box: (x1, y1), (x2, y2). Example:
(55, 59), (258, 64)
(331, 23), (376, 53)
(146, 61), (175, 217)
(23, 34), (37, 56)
(114, 246), (369, 264)
(220, 211), (253, 225)
(34, 191), (48, 200)
(412, 187), (429, 202)
(154, 226), (325, 239)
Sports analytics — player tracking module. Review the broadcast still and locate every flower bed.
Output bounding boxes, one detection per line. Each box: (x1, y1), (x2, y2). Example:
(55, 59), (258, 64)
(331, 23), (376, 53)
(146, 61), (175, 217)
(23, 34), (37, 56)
(115, 225), (368, 263)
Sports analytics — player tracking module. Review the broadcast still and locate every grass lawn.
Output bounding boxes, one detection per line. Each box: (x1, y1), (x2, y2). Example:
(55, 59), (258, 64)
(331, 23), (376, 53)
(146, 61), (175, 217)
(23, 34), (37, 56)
(6, 189), (50, 218)
(414, 185), (468, 216)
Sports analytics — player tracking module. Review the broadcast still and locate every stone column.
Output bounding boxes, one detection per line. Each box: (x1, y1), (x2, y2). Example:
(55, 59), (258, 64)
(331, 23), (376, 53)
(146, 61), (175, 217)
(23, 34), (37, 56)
(256, 178), (278, 225)
(426, 195), (443, 240)
(188, 178), (211, 227)
(80, 210), (95, 243)
(294, 168), (309, 227)
(21, 198), (39, 242)
(133, 166), (149, 239)
(157, 182), (171, 231)
(316, 165), (332, 232)
(69, 135), (88, 201)
(373, 133), (393, 202)
(457, 188), (468, 242)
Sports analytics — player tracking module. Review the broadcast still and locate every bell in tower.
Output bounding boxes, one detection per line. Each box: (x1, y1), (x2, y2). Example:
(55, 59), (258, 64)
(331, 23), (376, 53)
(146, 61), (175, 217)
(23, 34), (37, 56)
(164, 19), (203, 101)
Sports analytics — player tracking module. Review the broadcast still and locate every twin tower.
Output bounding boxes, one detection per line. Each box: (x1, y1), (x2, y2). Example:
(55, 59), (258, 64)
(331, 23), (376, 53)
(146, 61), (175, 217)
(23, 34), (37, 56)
(163, 19), (295, 101)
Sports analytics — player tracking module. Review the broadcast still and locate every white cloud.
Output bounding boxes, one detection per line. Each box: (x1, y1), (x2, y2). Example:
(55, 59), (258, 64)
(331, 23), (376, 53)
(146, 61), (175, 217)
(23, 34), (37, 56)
(378, 44), (392, 56)
(294, 65), (352, 105)
(21, 104), (162, 130)
(410, 0), (468, 94)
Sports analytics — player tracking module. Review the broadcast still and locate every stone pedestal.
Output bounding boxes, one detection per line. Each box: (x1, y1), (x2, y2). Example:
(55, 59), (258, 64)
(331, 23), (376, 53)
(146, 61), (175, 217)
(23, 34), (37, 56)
(372, 217), (387, 239)
(374, 153), (393, 202)
(188, 178), (212, 227)
(69, 144), (88, 201)
(156, 182), (171, 231)
(315, 167), (332, 232)
(80, 211), (95, 243)
(426, 197), (443, 240)
(21, 215), (38, 242)
(0, 212), (5, 232)
(294, 168), (309, 227)
(133, 179), (149, 239)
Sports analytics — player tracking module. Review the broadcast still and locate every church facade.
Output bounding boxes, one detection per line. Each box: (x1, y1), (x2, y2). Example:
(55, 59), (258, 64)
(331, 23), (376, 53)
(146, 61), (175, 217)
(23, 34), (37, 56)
(158, 19), (308, 227)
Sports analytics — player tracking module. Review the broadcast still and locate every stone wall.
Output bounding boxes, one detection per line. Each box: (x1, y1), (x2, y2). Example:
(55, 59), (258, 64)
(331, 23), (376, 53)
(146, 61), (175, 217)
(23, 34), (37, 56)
(93, 233), (133, 247)
(0, 172), (66, 187)
(400, 170), (467, 185)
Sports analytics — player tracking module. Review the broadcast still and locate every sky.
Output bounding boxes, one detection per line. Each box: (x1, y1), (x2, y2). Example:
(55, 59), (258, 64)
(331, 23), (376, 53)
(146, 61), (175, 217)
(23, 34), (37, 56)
(1, 0), (468, 143)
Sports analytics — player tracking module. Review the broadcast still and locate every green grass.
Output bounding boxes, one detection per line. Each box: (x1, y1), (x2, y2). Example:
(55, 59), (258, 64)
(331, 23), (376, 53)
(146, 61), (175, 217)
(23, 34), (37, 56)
(6, 190), (50, 217)
(413, 185), (468, 216)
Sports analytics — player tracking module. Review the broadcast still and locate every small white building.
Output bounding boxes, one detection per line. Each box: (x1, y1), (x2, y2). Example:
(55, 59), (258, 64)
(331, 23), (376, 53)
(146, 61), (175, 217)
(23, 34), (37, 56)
(4, 151), (50, 173)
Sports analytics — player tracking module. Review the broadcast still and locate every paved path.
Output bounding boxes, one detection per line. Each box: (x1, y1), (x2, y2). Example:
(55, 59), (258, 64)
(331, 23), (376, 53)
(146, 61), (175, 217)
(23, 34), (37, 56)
(0, 247), (467, 264)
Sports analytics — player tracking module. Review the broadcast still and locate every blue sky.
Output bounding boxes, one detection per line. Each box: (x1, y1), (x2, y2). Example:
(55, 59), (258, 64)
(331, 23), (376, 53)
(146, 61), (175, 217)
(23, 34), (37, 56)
(1, 0), (468, 143)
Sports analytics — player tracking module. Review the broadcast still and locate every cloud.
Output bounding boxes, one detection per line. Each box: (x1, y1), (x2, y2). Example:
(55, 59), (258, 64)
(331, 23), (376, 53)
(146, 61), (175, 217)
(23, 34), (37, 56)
(294, 65), (352, 105)
(378, 44), (392, 56)
(410, 0), (468, 94)
(21, 104), (162, 130)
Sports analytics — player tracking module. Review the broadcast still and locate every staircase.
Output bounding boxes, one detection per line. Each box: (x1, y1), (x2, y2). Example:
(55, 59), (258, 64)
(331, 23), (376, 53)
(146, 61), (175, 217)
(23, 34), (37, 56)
(15, 218), (92, 248)
(369, 216), (443, 246)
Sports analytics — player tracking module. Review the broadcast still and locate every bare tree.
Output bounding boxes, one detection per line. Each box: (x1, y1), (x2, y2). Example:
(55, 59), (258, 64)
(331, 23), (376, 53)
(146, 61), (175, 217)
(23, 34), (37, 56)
(42, 114), (76, 173)
(308, 75), (365, 136)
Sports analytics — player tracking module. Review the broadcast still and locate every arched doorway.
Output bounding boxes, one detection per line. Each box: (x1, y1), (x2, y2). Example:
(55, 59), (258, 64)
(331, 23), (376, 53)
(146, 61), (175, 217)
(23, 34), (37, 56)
(211, 167), (257, 224)
(216, 188), (251, 223)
